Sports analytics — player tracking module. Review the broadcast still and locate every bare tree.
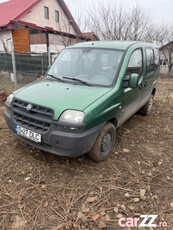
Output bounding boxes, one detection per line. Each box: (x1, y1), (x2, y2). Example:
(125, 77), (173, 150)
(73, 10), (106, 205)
(0, 33), (8, 53)
(154, 24), (173, 73)
(130, 5), (154, 41)
(86, 2), (154, 42)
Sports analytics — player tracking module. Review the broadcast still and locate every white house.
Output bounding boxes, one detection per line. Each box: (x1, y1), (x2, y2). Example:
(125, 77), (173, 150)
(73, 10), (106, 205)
(159, 41), (173, 75)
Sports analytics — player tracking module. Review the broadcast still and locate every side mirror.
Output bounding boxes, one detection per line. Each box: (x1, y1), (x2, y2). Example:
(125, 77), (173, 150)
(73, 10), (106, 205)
(130, 73), (139, 89)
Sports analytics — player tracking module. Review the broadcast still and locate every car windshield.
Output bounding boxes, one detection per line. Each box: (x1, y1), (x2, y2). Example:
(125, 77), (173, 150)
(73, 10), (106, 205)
(47, 48), (124, 87)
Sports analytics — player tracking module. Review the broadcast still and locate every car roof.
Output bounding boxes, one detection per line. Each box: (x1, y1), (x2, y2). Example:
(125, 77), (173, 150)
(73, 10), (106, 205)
(68, 41), (157, 51)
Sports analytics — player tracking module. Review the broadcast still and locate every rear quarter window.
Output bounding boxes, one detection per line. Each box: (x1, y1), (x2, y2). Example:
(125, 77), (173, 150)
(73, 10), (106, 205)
(154, 48), (160, 71)
(146, 48), (154, 74)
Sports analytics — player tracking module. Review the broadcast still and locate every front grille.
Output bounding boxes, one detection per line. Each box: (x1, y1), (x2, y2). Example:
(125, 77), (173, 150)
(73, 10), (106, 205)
(12, 99), (54, 133)
(13, 112), (50, 132)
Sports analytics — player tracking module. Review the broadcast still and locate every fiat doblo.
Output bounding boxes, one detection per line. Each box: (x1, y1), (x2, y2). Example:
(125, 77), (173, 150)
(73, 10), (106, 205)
(4, 41), (159, 161)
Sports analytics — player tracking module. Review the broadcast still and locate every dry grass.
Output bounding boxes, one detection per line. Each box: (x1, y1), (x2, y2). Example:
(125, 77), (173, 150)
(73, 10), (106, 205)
(0, 74), (26, 94)
(0, 78), (173, 229)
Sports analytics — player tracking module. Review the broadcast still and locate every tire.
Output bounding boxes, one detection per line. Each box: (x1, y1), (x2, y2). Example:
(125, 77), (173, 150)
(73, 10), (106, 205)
(89, 123), (116, 162)
(139, 94), (154, 116)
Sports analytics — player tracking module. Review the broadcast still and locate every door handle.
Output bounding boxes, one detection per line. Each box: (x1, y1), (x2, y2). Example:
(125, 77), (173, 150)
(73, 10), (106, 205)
(139, 83), (143, 89)
(144, 81), (148, 87)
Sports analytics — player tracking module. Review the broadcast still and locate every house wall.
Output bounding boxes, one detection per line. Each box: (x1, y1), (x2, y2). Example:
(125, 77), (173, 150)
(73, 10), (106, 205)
(30, 44), (47, 53)
(0, 30), (12, 52)
(49, 34), (84, 46)
(30, 33), (85, 53)
(30, 44), (64, 53)
(30, 33), (46, 45)
(20, 0), (77, 35)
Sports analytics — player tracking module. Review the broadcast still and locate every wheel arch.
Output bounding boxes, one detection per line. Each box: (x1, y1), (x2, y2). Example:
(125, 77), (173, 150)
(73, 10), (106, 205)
(152, 88), (156, 96)
(108, 117), (118, 128)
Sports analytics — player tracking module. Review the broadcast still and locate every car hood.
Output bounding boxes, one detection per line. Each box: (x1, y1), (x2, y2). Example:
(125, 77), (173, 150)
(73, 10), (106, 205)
(14, 79), (111, 120)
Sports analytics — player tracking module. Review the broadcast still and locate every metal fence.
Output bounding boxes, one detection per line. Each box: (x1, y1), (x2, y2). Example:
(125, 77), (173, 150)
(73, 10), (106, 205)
(0, 50), (59, 92)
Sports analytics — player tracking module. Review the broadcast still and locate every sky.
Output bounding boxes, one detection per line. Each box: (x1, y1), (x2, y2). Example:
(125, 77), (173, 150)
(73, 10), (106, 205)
(65, 0), (173, 27)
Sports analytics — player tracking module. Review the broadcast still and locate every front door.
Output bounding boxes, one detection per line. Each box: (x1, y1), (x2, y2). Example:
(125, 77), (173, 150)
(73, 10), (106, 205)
(120, 48), (144, 124)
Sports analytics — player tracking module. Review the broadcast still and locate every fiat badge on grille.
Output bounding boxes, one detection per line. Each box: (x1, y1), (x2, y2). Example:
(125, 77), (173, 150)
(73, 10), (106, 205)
(26, 104), (32, 111)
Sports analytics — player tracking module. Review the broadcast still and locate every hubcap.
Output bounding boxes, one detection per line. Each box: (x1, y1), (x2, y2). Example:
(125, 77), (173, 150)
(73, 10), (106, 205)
(101, 132), (112, 153)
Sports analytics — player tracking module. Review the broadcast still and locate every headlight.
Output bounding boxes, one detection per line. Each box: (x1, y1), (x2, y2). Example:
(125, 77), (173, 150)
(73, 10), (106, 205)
(59, 110), (85, 124)
(5, 94), (14, 107)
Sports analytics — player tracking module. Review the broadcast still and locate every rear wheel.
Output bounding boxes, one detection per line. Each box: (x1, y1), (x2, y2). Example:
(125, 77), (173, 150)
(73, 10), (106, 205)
(139, 94), (154, 116)
(89, 123), (116, 162)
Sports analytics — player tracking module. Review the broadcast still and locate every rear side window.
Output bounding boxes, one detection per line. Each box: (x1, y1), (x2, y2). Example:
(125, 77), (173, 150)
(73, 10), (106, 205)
(146, 48), (154, 74)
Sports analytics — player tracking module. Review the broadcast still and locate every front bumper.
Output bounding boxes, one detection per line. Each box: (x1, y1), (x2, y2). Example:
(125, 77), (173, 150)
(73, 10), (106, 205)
(4, 109), (103, 157)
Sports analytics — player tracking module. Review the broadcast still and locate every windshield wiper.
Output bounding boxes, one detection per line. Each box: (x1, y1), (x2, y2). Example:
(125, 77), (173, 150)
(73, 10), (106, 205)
(47, 74), (65, 83)
(63, 76), (91, 86)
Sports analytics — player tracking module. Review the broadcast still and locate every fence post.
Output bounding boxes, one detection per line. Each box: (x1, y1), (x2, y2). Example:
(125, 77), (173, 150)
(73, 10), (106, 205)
(46, 32), (51, 67)
(41, 54), (44, 75)
(48, 46), (51, 67)
(11, 41), (17, 90)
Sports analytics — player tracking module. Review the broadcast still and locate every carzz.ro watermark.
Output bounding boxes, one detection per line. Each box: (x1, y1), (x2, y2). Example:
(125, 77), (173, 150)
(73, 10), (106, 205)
(118, 215), (168, 228)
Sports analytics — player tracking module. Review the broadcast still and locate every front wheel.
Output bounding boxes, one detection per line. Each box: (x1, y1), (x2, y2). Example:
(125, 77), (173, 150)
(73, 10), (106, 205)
(139, 94), (154, 116)
(89, 123), (116, 162)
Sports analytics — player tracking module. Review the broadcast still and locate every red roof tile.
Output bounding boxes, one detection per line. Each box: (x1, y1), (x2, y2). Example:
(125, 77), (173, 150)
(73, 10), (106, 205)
(82, 32), (99, 40)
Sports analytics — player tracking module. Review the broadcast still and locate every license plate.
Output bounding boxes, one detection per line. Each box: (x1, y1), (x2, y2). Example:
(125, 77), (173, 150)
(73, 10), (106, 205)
(15, 124), (41, 143)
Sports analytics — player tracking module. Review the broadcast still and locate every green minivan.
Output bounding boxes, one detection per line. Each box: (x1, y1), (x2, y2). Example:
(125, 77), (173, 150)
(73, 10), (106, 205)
(4, 41), (159, 161)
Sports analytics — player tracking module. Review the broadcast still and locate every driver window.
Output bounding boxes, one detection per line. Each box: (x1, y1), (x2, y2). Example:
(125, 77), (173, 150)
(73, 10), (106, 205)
(123, 49), (143, 88)
(127, 49), (143, 76)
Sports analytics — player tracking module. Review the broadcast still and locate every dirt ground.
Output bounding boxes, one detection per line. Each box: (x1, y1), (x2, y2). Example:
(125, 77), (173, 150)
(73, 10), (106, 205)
(0, 78), (173, 230)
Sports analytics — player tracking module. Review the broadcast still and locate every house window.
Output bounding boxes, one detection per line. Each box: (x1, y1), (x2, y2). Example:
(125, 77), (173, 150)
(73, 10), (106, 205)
(160, 59), (167, 66)
(55, 10), (59, 22)
(44, 6), (49, 19)
(163, 59), (167, 65)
